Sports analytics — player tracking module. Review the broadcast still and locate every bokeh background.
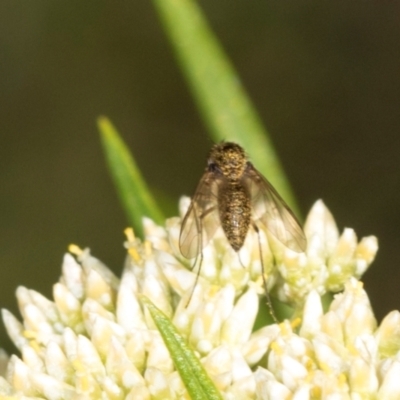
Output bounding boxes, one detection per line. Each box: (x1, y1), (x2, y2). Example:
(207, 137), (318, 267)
(1, 1), (400, 352)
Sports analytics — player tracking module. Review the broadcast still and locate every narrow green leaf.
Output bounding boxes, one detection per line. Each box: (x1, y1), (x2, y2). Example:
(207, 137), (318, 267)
(98, 117), (164, 237)
(140, 296), (223, 400)
(151, 0), (300, 214)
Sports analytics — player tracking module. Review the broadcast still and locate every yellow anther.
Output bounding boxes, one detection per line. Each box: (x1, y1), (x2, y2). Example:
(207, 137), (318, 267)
(279, 321), (291, 336)
(209, 285), (221, 297)
(338, 373), (347, 386)
(79, 375), (90, 392)
(305, 358), (315, 371)
(291, 317), (302, 329)
(270, 341), (283, 355)
(23, 330), (37, 340)
(69, 244), (83, 256)
(348, 343), (359, 356)
(72, 359), (85, 373)
(144, 240), (152, 256)
(124, 227), (135, 242)
(128, 248), (141, 263)
(311, 386), (321, 398)
(319, 361), (331, 374)
(29, 340), (41, 353)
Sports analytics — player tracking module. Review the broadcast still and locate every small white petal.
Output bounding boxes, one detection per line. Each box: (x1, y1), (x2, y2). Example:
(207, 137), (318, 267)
(349, 357), (378, 395)
(330, 279), (377, 341)
(102, 376), (124, 399)
(300, 290), (323, 338)
(190, 286), (235, 354)
(344, 301), (376, 342)
(320, 311), (344, 344)
(21, 304), (55, 346)
(142, 273), (172, 319)
(280, 355), (308, 391)
(125, 384), (151, 400)
(15, 286), (33, 311)
(304, 200), (339, 258)
(144, 367), (172, 399)
(242, 325), (280, 366)
(355, 236), (378, 276)
(62, 327), (78, 361)
(30, 372), (75, 400)
(144, 216), (169, 252)
(81, 298), (114, 335)
(90, 316), (126, 359)
(378, 360), (400, 399)
(0, 376), (12, 395)
(61, 253), (84, 300)
(255, 367), (291, 399)
(226, 374), (255, 399)
(220, 248), (250, 289)
(75, 247), (119, 290)
(202, 346), (233, 390)
(146, 331), (173, 373)
(7, 356), (32, 394)
(285, 335), (312, 361)
(221, 287), (258, 345)
(161, 254), (197, 296)
(1, 309), (27, 351)
(292, 385), (311, 400)
(116, 270), (146, 331)
(312, 337), (347, 374)
(76, 335), (105, 378)
(230, 349), (253, 383)
(353, 334), (378, 364)
(53, 283), (82, 331)
(85, 269), (114, 309)
(28, 290), (59, 326)
(21, 345), (44, 372)
(178, 196), (191, 218)
(327, 228), (357, 290)
(105, 336), (145, 390)
(124, 330), (147, 372)
(44, 341), (72, 383)
(376, 310), (400, 358)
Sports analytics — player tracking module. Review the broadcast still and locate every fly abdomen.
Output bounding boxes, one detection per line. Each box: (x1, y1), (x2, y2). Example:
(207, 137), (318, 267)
(218, 184), (251, 251)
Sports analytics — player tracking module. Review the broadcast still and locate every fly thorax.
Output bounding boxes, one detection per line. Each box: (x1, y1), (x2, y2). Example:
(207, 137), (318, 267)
(208, 142), (247, 180)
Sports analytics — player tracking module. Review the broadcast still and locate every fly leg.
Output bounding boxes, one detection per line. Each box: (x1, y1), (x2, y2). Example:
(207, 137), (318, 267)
(185, 206), (216, 307)
(253, 223), (278, 323)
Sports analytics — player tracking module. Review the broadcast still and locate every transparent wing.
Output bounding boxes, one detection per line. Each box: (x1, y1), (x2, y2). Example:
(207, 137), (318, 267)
(179, 171), (222, 259)
(243, 164), (307, 252)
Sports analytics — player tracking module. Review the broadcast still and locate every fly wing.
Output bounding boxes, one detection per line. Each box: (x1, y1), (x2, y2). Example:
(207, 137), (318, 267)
(179, 171), (222, 259)
(243, 164), (307, 252)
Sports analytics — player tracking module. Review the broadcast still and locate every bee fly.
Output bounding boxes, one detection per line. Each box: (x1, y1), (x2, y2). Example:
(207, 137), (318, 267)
(179, 142), (307, 320)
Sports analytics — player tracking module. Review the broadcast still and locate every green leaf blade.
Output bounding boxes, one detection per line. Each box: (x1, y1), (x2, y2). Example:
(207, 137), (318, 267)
(152, 0), (300, 214)
(140, 296), (223, 400)
(98, 117), (164, 237)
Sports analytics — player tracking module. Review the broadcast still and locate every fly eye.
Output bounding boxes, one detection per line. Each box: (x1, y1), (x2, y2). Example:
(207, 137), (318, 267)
(208, 162), (219, 173)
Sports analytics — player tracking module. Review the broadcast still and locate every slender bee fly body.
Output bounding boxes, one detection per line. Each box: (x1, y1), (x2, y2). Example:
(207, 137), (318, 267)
(179, 142), (307, 320)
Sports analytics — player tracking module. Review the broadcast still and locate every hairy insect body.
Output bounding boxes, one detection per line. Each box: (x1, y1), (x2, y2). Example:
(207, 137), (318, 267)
(218, 183), (251, 252)
(179, 141), (306, 318)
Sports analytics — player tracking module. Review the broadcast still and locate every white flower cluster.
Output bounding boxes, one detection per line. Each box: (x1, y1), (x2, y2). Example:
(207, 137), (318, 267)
(0, 199), (397, 400)
(273, 200), (378, 306)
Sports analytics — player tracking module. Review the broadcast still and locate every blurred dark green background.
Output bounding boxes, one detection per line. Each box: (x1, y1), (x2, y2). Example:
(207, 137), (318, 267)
(1, 1), (400, 351)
